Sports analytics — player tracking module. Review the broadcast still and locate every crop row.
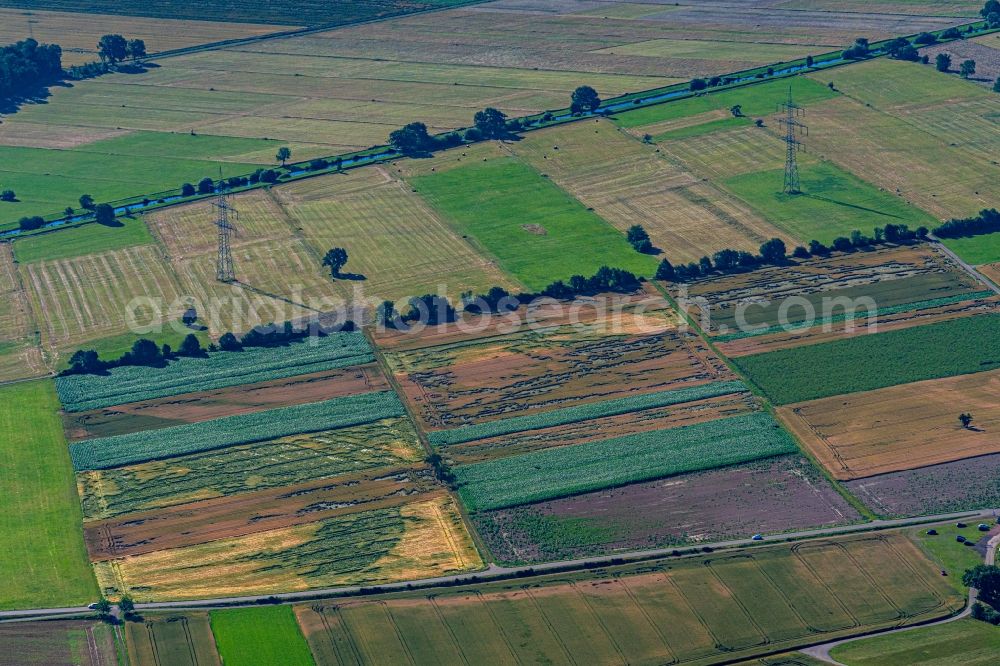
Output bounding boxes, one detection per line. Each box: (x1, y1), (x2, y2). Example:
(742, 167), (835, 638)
(56, 332), (374, 412)
(429, 381), (748, 446)
(455, 412), (798, 511)
(70, 391), (404, 471)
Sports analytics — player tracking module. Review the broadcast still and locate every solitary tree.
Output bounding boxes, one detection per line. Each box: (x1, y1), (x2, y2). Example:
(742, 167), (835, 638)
(377, 300), (400, 329)
(388, 122), (435, 155)
(960, 59), (977, 78)
(730, 104), (743, 117)
(79, 194), (95, 210)
(197, 177), (215, 194)
(178, 333), (204, 357)
(759, 238), (787, 264)
(182, 304), (198, 327)
(473, 107), (508, 139)
(97, 34), (129, 65)
(118, 596), (135, 617)
(936, 53), (952, 72)
(93, 598), (112, 618)
(0, 189), (14, 201)
(655, 258), (676, 281)
(218, 332), (242, 351)
(322, 247), (349, 278)
(570, 85), (601, 113)
(67, 349), (102, 374)
(94, 203), (115, 226)
(275, 146), (291, 166)
(960, 413), (974, 429)
(127, 38), (146, 61)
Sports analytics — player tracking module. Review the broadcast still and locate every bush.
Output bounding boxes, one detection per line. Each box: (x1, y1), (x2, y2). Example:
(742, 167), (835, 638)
(197, 177), (214, 194)
(18, 215), (45, 231)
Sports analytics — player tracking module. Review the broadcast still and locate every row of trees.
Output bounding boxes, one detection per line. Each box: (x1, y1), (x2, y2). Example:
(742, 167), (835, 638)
(933, 208), (1000, 238)
(656, 224), (928, 283)
(97, 34), (146, 65)
(0, 38), (62, 103)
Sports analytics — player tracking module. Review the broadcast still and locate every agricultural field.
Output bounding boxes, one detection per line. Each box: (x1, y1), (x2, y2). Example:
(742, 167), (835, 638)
(508, 118), (794, 264)
(382, 293), (730, 428)
(0, 241), (45, 381)
(271, 166), (520, 301)
(476, 454), (861, 564)
(780, 369), (1000, 480)
(13, 216), (154, 264)
(126, 612), (221, 666)
(0, 381), (97, 610)
(845, 453), (1000, 518)
(405, 147), (657, 289)
(942, 231), (1000, 266)
(0, 7), (288, 64)
(93, 493), (481, 601)
(830, 620), (1000, 666)
(0, 620), (117, 666)
(210, 606), (313, 666)
(734, 313), (1000, 405)
(295, 532), (963, 666)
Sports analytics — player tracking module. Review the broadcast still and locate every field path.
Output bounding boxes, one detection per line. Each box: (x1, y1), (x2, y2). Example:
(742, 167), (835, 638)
(801, 529), (1000, 664)
(930, 236), (1000, 295)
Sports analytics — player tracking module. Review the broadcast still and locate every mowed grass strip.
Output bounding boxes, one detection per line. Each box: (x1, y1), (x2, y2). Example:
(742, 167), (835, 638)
(429, 380), (748, 445)
(210, 606), (314, 666)
(829, 619), (1000, 666)
(408, 157), (657, 290)
(56, 332), (373, 412)
(735, 313), (1000, 405)
(70, 391), (404, 470)
(455, 412), (797, 511)
(723, 161), (938, 244)
(942, 231), (1000, 266)
(0, 381), (97, 610)
(13, 217), (155, 264)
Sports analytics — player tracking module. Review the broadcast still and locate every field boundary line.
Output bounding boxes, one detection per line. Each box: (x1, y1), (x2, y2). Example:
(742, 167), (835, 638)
(700, 558), (772, 650)
(790, 543), (862, 629)
(613, 578), (679, 665)
(473, 591), (522, 664)
(876, 537), (952, 617)
(834, 539), (906, 622)
(520, 587), (578, 666)
(427, 596), (472, 666)
(326, 604), (366, 666)
(567, 581), (630, 665)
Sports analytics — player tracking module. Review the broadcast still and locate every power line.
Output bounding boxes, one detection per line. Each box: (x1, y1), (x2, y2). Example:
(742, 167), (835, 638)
(777, 86), (808, 195)
(212, 179), (237, 283)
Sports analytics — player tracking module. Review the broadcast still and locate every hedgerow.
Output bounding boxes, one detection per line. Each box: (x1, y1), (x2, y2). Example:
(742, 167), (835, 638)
(56, 332), (373, 412)
(455, 412), (797, 511)
(70, 391), (404, 471)
(429, 381), (748, 446)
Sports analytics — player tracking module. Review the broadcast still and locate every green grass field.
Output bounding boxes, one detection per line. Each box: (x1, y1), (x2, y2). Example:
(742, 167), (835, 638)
(912, 523), (992, 592)
(13, 217), (155, 263)
(0, 381), (97, 610)
(409, 156), (657, 289)
(942, 232), (1000, 266)
(210, 606), (315, 666)
(723, 162), (938, 244)
(0, 132), (273, 230)
(831, 620), (1000, 665)
(734, 314), (1000, 404)
(613, 77), (838, 129)
(54, 324), (213, 371)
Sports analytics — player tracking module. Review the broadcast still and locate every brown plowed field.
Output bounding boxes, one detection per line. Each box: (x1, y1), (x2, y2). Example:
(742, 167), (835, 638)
(475, 455), (860, 564)
(63, 363), (388, 440)
(778, 369), (1000, 481)
(717, 295), (999, 356)
(444, 392), (759, 465)
(394, 325), (733, 430)
(84, 466), (437, 560)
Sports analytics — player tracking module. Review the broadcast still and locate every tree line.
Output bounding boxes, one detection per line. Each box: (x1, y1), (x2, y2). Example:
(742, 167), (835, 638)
(933, 208), (1000, 238)
(0, 38), (62, 104)
(656, 224), (929, 283)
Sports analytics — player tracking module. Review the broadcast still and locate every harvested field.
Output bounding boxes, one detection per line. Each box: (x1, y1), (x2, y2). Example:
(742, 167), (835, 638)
(94, 495), (482, 601)
(455, 412), (799, 511)
(476, 455), (861, 564)
(733, 313), (1000, 405)
(69, 390), (405, 471)
(780, 369), (1000, 480)
(681, 243), (984, 334)
(77, 417), (424, 521)
(0, 620), (117, 666)
(443, 390), (760, 465)
(406, 152), (657, 289)
(0, 8), (287, 65)
(386, 307), (734, 430)
(56, 331), (373, 412)
(509, 119), (793, 264)
(921, 38), (1000, 89)
(0, 243), (44, 381)
(85, 466), (438, 559)
(296, 533), (962, 666)
(845, 453), (1000, 518)
(63, 363), (388, 440)
(125, 612), (220, 666)
(21, 244), (185, 349)
(271, 166), (520, 301)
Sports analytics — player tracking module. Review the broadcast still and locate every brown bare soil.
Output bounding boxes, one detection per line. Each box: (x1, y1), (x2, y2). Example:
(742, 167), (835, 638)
(62, 363), (388, 440)
(444, 392), (760, 465)
(475, 455), (861, 564)
(779, 369), (1000, 481)
(84, 466), (438, 560)
(845, 453), (1000, 518)
(396, 324), (733, 430)
(718, 294), (999, 356)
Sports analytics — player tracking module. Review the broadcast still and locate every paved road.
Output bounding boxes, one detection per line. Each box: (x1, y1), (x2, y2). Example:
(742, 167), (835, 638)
(1, 508), (995, 622)
(802, 529), (1000, 665)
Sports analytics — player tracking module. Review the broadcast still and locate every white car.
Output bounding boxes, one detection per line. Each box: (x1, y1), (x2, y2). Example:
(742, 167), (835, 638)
(751, 534), (764, 541)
